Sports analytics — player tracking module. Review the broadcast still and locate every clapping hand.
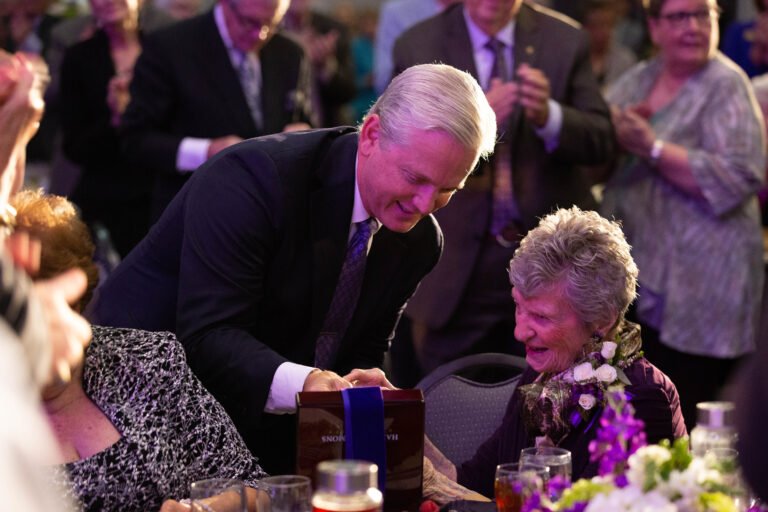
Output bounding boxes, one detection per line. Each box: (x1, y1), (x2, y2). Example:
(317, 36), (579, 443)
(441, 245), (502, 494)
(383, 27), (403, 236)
(611, 104), (656, 158)
(485, 78), (518, 128)
(516, 63), (551, 128)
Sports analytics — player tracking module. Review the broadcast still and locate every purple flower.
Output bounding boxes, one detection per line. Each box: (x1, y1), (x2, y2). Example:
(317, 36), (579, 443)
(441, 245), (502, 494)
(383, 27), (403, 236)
(588, 388), (646, 477)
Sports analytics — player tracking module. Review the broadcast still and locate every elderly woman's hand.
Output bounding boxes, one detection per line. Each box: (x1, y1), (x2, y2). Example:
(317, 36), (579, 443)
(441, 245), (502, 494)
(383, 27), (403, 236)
(611, 105), (656, 159)
(159, 499), (190, 512)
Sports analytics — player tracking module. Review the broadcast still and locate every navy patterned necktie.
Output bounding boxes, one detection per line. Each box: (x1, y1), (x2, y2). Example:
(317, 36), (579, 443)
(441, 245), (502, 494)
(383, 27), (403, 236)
(485, 37), (519, 238)
(315, 218), (377, 368)
(486, 37), (510, 83)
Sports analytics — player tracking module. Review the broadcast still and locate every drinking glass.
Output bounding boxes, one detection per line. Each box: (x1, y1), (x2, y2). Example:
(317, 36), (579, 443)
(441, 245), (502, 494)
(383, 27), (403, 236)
(519, 447), (572, 500)
(704, 448), (748, 507)
(190, 478), (247, 512)
(494, 463), (547, 512)
(257, 475), (312, 512)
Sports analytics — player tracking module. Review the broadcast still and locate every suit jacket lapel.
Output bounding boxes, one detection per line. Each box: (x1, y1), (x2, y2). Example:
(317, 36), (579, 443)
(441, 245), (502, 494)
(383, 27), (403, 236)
(309, 134), (359, 335)
(444, 7), (479, 80)
(196, 13), (258, 135)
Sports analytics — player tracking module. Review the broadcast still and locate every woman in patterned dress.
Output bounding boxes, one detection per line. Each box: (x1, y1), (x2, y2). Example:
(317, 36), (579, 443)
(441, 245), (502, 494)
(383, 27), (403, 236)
(12, 189), (266, 511)
(601, 0), (766, 431)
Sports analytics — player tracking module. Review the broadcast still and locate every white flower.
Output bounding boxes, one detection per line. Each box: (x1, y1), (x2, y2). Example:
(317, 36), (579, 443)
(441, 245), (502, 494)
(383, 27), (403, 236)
(595, 364), (618, 383)
(585, 486), (675, 512)
(579, 393), (597, 410)
(626, 445), (672, 487)
(573, 362), (594, 382)
(601, 341), (618, 360)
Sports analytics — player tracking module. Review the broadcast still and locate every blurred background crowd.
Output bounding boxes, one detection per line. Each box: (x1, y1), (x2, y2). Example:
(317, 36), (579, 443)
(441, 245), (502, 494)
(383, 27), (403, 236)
(3, 0), (768, 505)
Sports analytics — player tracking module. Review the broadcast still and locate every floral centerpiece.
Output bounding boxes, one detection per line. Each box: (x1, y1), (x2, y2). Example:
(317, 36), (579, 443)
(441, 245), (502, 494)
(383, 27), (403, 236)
(521, 389), (749, 512)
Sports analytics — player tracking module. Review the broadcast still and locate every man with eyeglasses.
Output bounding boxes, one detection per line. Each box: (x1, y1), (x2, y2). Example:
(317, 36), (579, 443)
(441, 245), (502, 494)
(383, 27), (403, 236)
(120, 0), (313, 221)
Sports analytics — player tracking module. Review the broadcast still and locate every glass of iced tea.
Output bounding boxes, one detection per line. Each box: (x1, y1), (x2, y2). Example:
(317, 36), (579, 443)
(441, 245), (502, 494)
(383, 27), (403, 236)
(494, 463), (547, 512)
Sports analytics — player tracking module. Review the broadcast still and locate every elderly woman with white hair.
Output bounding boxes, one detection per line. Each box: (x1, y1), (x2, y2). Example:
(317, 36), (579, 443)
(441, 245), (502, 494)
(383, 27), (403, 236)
(427, 207), (687, 497)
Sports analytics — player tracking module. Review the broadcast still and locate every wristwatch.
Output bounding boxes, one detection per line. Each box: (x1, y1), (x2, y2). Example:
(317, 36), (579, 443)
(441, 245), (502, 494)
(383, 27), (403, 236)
(649, 139), (664, 167)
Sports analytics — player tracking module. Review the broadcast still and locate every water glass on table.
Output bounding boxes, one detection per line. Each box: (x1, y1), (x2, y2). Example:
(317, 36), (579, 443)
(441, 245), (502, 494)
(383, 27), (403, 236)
(519, 446), (572, 499)
(189, 478), (247, 512)
(494, 463), (548, 512)
(257, 475), (312, 512)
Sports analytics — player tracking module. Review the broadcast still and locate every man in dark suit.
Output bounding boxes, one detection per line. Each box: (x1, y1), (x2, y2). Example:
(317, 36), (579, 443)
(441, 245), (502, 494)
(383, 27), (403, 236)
(393, 0), (615, 374)
(90, 63), (497, 473)
(121, 0), (313, 220)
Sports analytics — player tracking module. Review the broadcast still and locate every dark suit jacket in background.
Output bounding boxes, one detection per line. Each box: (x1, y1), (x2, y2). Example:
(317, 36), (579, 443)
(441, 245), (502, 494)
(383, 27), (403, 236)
(60, 30), (154, 256)
(90, 128), (443, 473)
(121, 10), (313, 219)
(457, 358), (687, 497)
(393, 2), (615, 330)
(297, 10), (357, 127)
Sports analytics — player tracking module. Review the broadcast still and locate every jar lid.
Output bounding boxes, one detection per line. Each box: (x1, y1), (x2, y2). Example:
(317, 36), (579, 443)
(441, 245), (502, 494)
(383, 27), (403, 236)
(316, 460), (378, 493)
(696, 401), (735, 428)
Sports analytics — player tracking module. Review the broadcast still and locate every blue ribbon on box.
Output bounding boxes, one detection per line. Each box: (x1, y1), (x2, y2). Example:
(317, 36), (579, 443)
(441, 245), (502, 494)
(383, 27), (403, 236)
(341, 386), (387, 491)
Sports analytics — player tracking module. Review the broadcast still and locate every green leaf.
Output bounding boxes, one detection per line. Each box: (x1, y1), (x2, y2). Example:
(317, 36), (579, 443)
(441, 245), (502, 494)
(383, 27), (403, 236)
(553, 479), (614, 511)
(699, 492), (738, 512)
(616, 368), (632, 386)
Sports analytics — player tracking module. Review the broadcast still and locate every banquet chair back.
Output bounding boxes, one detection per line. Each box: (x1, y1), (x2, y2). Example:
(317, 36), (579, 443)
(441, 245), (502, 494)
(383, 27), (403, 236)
(417, 353), (527, 466)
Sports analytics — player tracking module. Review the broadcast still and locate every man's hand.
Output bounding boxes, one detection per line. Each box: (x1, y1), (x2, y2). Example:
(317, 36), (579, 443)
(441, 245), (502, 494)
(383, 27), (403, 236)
(303, 369), (352, 391)
(516, 63), (550, 127)
(207, 135), (243, 158)
(485, 78), (518, 127)
(34, 268), (92, 386)
(344, 368), (396, 389)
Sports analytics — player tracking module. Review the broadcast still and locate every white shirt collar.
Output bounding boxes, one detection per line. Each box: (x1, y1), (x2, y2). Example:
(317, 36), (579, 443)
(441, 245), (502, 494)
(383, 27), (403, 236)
(462, 7), (515, 52)
(352, 154), (380, 232)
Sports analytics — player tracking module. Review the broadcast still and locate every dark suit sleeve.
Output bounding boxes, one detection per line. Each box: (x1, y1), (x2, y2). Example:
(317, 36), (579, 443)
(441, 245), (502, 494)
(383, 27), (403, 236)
(551, 29), (615, 167)
(175, 150), (288, 426)
(120, 33), (185, 175)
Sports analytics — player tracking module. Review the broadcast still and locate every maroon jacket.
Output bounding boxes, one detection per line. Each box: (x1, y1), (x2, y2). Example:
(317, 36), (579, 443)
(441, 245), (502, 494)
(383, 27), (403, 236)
(457, 358), (687, 497)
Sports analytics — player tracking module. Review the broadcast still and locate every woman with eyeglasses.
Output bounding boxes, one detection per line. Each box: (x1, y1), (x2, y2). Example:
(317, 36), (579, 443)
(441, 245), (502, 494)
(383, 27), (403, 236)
(600, 0), (766, 432)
